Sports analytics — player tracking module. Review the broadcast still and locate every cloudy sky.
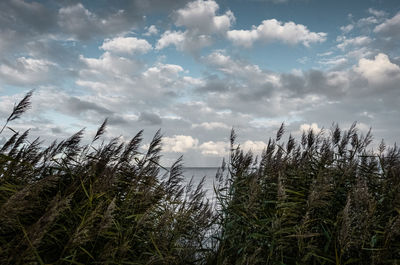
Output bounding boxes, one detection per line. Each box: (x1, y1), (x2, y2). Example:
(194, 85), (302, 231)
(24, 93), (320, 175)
(0, 0), (399, 166)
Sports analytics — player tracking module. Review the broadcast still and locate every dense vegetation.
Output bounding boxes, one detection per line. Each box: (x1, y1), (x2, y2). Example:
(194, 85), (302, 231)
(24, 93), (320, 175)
(0, 91), (399, 264)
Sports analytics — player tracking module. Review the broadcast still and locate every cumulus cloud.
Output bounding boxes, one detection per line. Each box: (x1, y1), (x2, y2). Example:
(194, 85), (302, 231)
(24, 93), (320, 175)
(57, 3), (101, 40)
(79, 52), (141, 79)
(241, 140), (268, 154)
(0, 57), (57, 85)
(199, 141), (229, 156)
(156, 30), (212, 51)
(227, 19), (327, 47)
(340, 24), (354, 34)
(174, 0), (235, 34)
(354, 53), (400, 85)
(156, 0), (234, 52)
(77, 51), (199, 112)
(192, 122), (230, 130)
(299, 123), (322, 133)
(100, 37), (152, 54)
(203, 51), (280, 85)
(336, 36), (371, 50)
(374, 12), (400, 38)
(368, 8), (387, 18)
(162, 135), (199, 152)
(56, 2), (146, 41)
(356, 16), (379, 28)
(143, 25), (159, 36)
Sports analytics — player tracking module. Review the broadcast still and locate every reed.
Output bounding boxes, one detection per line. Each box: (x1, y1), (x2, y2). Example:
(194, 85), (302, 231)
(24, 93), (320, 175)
(212, 124), (400, 265)
(0, 91), (214, 264)
(1, 91), (399, 264)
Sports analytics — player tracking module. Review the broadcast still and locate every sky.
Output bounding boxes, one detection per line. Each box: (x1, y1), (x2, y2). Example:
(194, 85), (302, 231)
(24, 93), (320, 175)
(0, 0), (399, 166)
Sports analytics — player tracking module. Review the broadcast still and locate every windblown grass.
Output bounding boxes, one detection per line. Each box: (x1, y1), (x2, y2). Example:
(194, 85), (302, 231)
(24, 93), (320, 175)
(1, 91), (399, 264)
(0, 92), (214, 264)
(213, 124), (400, 265)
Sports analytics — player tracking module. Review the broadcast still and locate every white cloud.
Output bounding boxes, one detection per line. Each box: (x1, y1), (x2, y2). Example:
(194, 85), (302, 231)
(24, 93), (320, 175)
(354, 53), (400, 85)
(162, 135), (199, 152)
(192, 122), (229, 130)
(336, 36), (371, 50)
(0, 57), (56, 85)
(346, 47), (374, 60)
(143, 25), (159, 36)
(156, 30), (187, 50)
(340, 24), (354, 33)
(143, 63), (184, 78)
(155, 30), (213, 52)
(241, 140), (268, 154)
(79, 52), (140, 78)
(299, 123), (321, 133)
(75, 80), (108, 92)
(197, 139), (267, 157)
(368, 8), (386, 18)
(374, 12), (400, 37)
(317, 51), (333, 57)
(57, 3), (133, 40)
(156, 0), (234, 52)
(227, 19), (327, 47)
(175, 0), (235, 34)
(77, 52), (195, 111)
(199, 141), (229, 156)
(183, 76), (205, 86)
(100, 37), (152, 54)
(319, 57), (348, 66)
(204, 51), (280, 85)
(357, 16), (379, 27)
(297, 56), (309, 64)
(58, 3), (98, 40)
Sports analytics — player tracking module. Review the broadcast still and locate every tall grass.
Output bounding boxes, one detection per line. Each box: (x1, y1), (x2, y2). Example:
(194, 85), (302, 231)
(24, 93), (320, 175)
(213, 124), (400, 265)
(0, 92), (214, 264)
(1, 91), (399, 264)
